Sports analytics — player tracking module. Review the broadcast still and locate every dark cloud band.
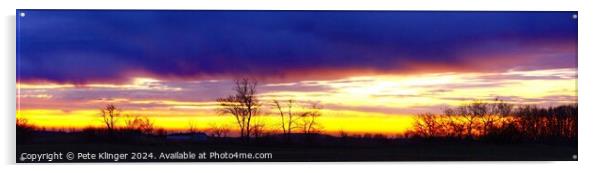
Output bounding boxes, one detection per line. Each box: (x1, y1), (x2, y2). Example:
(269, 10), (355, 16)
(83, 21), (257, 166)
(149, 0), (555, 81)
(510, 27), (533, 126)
(17, 10), (577, 84)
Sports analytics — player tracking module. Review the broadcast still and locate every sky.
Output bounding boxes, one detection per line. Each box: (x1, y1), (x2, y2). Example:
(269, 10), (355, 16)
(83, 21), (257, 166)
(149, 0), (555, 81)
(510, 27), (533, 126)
(16, 10), (578, 135)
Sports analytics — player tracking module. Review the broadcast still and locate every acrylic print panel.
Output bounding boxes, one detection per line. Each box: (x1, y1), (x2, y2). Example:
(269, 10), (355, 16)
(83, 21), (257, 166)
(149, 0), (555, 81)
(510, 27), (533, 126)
(16, 10), (578, 162)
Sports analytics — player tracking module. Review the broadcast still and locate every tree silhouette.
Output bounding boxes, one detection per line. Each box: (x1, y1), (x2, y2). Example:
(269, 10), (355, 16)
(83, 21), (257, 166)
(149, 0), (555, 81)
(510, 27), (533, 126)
(514, 104), (577, 141)
(411, 99), (577, 142)
(99, 104), (121, 134)
(187, 119), (198, 133)
(207, 122), (230, 138)
(443, 108), (465, 138)
(125, 115), (154, 134)
(441, 101), (488, 138)
(216, 78), (261, 140)
(273, 99), (299, 139)
(299, 102), (323, 134)
(250, 118), (267, 138)
(481, 98), (513, 136)
(412, 113), (444, 138)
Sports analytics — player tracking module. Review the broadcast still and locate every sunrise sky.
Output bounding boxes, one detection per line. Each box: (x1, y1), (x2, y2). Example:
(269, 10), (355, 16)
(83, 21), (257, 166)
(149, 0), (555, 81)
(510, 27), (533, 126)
(16, 10), (577, 135)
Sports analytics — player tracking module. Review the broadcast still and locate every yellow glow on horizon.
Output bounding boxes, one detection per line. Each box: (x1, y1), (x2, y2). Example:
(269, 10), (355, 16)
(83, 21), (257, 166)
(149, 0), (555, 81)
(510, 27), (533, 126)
(17, 108), (415, 135)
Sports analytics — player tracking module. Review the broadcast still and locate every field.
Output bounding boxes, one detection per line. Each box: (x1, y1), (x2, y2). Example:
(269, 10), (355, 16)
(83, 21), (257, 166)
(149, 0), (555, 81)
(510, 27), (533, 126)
(16, 132), (577, 162)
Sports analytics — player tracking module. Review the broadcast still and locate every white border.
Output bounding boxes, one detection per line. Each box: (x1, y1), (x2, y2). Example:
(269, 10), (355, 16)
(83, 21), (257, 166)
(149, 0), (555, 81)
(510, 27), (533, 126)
(10, 0), (580, 11)
(2, 0), (600, 173)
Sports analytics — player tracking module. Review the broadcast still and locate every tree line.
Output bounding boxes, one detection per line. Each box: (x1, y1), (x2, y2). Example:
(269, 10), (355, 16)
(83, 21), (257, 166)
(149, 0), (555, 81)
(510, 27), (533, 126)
(410, 99), (577, 142)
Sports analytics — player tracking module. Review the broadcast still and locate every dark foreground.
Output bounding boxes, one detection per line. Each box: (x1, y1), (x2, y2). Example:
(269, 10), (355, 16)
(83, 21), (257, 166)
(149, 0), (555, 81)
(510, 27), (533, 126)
(17, 143), (577, 162)
(16, 134), (577, 162)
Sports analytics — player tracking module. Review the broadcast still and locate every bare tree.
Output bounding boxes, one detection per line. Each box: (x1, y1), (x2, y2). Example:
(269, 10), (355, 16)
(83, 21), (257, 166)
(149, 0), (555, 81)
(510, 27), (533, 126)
(273, 99), (298, 138)
(207, 123), (230, 138)
(411, 100), (577, 141)
(413, 113), (445, 138)
(515, 105), (541, 139)
(443, 108), (465, 138)
(440, 100), (487, 138)
(299, 102), (323, 134)
(125, 115), (154, 134)
(139, 118), (154, 134)
(514, 104), (577, 140)
(481, 98), (513, 136)
(187, 119), (198, 133)
(250, 118), (267, 138)
(216, 78), (261, 140)
(467, 101), (488, 137)
(100, 104), (121, 134)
